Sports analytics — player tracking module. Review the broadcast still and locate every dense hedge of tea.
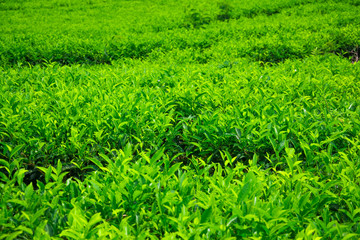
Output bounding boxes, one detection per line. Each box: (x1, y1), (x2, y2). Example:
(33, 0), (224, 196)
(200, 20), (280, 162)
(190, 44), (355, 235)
(1, 56), (360, 168)
(1, 0), (359, 66)
(1, 0), (360, 239)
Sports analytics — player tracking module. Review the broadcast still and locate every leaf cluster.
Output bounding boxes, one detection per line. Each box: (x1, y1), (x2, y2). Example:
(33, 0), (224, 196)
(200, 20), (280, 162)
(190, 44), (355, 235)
(1, 144), (360, 239)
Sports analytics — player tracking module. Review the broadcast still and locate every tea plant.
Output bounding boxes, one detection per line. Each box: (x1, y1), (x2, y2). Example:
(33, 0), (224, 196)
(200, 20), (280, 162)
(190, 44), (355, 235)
(1, 0), (360, 66)
(1, 144), (360, 239)
(1, 0), (360, 239)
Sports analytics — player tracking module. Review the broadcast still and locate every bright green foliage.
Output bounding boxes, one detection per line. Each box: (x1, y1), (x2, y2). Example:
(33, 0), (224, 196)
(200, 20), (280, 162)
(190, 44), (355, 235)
(1, 0), (360, 66)
(1, 144), (360, 239)
(1, 0), (360, 239)
(1, 56), (359, 168)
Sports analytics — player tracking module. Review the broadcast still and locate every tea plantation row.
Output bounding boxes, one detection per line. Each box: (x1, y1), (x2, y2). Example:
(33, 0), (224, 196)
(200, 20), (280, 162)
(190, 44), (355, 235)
(1, 0), (360, 239)
(1, 0), (359, 66)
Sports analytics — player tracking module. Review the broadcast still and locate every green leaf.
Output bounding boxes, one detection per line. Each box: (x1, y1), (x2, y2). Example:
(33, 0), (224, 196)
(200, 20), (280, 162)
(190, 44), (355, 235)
(0, 171), (9, 181)
(201, 207), (212, 224)
(15, 225), (33, 235)
(285, 147), (295, 158)
(31, 208), (48, 225)
(323, 180), (341, 192)
(60, 229), (81, 239)
(89, 157), (104, 169)
(0, 159), (10, 168)
(167, 162), (182, 176)
(252, 153), (258, 166)
(16, 168), (27, 186)
(226, 216), (237, 227)
(237, 182), (250, 203)
(25, 183), (34, 199)
(343, 233), (359, 240)
(7, 198), (28, 208)
(150, 147), (164, 165)
(34, 220), (50, 239)
(10, 145), (23, 159)
(298, 192), (311, 210)
(56, 159), (62, 176)
(235, 128), (241, 140)
(58, 172), (69, 183)
(99, 153), (112, 165)
(4, 231), (23, 240)
(124, 142), (132, 158)
(86, 213), (103, 231)
(44, 166), (52, 183)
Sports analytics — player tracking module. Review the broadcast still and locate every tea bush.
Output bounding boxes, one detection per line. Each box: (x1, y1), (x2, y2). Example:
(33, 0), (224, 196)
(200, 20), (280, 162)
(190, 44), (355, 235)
(1, 0), (360, 66)
(1, 0), (360, 239)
